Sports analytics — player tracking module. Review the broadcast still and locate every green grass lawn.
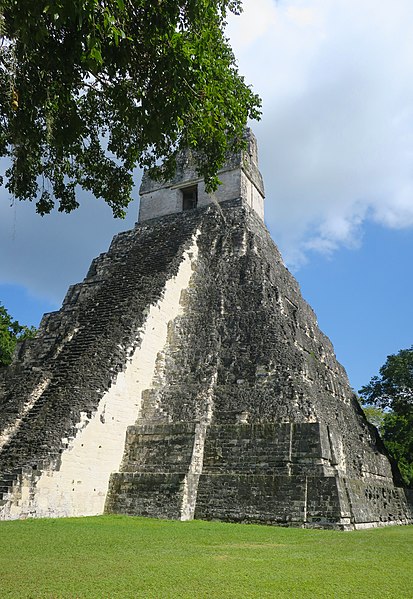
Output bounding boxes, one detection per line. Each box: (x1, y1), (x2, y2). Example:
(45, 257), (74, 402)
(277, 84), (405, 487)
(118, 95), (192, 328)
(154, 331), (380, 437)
(0, 516), (412, 598)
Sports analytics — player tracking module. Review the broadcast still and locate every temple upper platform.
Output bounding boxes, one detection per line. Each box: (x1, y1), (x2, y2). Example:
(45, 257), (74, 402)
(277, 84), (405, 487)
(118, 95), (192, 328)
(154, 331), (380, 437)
(138, 128), (265, 223)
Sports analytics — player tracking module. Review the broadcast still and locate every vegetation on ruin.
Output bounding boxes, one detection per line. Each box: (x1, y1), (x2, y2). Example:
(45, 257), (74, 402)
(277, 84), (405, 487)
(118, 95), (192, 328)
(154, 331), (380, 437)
(0, 516), (412, 598)
(0, 0), (261, 217)
(360, 346), (413, 487)
(0, 302), (36, 366)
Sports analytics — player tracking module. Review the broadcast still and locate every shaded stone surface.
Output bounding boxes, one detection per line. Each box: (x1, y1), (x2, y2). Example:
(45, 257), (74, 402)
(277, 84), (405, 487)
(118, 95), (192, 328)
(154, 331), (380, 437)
(1, 147), (412, 527)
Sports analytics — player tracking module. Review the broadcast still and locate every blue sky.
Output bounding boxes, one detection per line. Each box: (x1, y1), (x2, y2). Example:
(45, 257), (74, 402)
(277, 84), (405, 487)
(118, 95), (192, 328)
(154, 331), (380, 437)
(1, 0), (413, 393)
(297, 222), (413, 391)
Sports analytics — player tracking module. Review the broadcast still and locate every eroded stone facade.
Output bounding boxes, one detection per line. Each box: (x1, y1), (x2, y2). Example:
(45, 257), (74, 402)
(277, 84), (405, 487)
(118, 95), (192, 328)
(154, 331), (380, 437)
(138, 129), (264, 223)
(0, 132), (411, 528)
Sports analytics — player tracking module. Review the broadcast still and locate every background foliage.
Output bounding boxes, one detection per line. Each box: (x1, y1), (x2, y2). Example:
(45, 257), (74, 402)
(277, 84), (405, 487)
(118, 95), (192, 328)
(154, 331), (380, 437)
(360, 347), (413, 487)
(0, 302), (36, 366)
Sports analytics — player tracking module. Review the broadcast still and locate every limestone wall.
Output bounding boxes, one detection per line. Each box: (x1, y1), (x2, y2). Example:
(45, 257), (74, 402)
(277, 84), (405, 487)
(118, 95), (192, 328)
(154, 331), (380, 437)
(138, 129), (264, 223)
(106, 200), (411, 528)
(1, 237), (199, 519)
(138, 169), (244, 222)
(1, 199), (411, 527)
(0, 215), (201, 518)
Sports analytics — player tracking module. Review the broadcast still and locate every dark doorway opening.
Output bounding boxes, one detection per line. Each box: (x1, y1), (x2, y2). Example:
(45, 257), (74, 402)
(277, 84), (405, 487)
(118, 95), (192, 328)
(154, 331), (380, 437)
(182, 185), (198, 211)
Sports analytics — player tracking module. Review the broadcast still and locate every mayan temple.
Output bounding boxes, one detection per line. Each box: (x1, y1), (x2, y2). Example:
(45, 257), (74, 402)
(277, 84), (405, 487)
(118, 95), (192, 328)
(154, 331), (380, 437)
(0, 130), (412, 529)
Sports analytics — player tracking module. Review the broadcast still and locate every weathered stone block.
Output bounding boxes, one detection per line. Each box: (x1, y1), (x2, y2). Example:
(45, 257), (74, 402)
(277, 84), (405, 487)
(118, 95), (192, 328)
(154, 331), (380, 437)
(106, 472), (186, 519)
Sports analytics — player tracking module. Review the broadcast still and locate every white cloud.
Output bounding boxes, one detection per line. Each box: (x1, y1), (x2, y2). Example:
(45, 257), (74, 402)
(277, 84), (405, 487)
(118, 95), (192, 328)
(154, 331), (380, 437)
(285, 6), (320, 27)
(228, 0), (413, 266)
(227, 0), (278, 52)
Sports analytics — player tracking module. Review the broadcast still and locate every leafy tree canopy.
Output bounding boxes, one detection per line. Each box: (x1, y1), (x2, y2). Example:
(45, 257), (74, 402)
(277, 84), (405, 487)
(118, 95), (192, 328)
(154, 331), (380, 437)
(381, 411), (413, 488)
(361, 405), (385, 430)
(359, 347), (413, 487)
(359, 347), (413, 415)
(0, 303), (36, 366)
(0, 0), (261, 217)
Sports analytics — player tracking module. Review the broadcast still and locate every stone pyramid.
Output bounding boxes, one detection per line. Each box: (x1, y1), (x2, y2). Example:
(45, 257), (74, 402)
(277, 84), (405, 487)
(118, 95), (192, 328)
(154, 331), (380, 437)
(0, 130), (411, 529)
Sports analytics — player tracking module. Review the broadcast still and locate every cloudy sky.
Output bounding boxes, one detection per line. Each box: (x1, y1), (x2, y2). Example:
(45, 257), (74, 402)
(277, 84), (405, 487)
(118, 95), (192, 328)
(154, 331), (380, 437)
(1, 0), (413, 391)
